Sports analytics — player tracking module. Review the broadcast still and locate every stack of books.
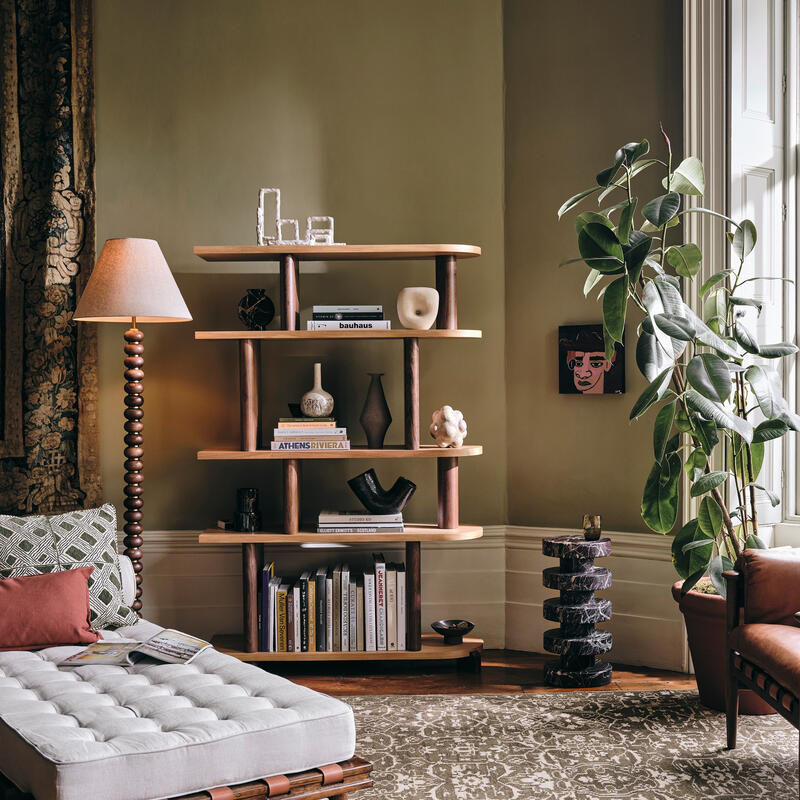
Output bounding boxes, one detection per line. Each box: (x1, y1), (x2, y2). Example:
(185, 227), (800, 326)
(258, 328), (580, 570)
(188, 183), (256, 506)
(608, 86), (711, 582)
(307, 305), (390, 331)
(317, 510), (403, 533)
(260, 554), (406, 652)
(270, 418), (351, 451)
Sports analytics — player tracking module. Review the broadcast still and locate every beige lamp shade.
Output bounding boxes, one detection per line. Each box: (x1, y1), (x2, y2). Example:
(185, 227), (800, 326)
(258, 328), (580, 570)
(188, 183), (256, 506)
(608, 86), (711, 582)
(74, 238), (192, 323)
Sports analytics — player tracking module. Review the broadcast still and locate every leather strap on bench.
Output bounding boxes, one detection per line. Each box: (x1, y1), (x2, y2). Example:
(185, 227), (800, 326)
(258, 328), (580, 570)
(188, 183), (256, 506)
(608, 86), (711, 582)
(263, 774), (291, 796)
(317, 763), (344, 786)
(206, 788), (235, 800)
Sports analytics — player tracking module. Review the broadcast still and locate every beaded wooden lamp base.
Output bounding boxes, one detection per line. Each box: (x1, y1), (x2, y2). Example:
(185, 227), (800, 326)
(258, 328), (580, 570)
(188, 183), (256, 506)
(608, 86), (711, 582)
(123, 325), (145, 613)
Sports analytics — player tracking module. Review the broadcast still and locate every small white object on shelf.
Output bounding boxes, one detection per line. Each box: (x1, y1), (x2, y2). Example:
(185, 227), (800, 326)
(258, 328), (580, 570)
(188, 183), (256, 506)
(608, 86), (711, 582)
(429, 404), (467, 447)
(397, 287), (439, 330)
(257, 188), (345, 246)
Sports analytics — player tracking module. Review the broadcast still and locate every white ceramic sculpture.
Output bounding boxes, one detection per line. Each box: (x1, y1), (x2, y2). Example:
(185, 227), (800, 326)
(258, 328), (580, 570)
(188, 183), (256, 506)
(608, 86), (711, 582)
(397, 287), (439, 330)
(257, 188), (344, 246)
(429, 405), (467, 447)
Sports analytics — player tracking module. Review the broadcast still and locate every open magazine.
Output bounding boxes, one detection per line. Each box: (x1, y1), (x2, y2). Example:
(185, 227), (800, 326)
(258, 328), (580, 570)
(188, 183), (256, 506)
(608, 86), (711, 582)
(60, 629), (210, 667)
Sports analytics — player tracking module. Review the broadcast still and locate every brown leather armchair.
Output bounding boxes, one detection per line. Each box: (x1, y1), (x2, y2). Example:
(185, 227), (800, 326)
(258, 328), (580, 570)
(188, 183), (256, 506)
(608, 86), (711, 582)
(725, 549), (800, 765)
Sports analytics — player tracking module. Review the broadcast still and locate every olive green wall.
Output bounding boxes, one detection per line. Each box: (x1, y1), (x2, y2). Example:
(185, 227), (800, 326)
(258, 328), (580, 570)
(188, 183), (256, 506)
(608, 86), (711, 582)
(94, 0), (506, 530)
(503, 0), (683, 532)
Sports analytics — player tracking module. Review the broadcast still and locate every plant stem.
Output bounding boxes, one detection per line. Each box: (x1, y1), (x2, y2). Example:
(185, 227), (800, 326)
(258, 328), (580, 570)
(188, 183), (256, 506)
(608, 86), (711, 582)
(745, 442), (759, 538)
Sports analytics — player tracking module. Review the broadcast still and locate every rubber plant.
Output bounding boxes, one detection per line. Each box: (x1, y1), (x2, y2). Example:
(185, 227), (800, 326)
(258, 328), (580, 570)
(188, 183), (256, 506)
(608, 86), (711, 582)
(558, 127), (798, 596)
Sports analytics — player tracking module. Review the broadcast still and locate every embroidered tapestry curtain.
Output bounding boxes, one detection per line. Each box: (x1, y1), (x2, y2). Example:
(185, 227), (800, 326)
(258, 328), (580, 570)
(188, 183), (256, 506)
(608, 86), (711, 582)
(0, 0), (101, 513)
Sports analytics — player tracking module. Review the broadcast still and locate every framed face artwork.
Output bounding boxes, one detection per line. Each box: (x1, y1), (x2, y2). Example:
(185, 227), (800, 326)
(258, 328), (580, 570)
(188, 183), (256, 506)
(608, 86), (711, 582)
(558, 324), (625, 395)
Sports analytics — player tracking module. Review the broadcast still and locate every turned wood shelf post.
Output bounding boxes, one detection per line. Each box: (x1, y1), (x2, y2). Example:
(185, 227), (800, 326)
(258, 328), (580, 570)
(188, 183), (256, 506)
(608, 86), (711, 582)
(279, 254), (300, 330)
(437, 456), (459, 529)
(403, 337), (420, 449)
(239, 339), (261, 451)
(435, 254), (457, 329)
(123, 326), (145, 613)
(406, 541), (422, 651)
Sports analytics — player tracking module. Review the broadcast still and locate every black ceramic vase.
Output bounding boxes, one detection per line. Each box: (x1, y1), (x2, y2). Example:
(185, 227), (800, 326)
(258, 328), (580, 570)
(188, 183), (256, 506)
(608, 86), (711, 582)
(359, 373), (391, 448)
(348, 468), (416, 514)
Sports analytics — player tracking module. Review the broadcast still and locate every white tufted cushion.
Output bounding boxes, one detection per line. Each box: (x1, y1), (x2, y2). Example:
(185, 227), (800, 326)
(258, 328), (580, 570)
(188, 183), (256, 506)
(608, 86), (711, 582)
(0, 619), (355, 800)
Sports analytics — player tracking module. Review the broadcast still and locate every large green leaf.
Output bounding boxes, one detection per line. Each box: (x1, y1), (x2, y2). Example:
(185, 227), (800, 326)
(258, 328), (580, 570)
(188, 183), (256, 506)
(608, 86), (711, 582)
(759, 342), (799, 358)
(686, 353), (731, 402)
(663, 157), (705, 195)
(583, 269), (603, 297)
(666, 243), (702, 278)
(683, 306), (740, 359)
(559, 186), (601, 218)
(654, 313), (696, 341)
(672, 519), (713, 579)
(708, 554), (735, 597)
(731, 219), (757, 260)
(752, 419), (790, 443)
(630, 367), (673, 420)
(695, 417), (719, 456)
(623, 230), (652, 285)
(578, 223), (624, 272)
(729, 435), (765, 483)
(635, 331), (672, 382)
(697, 495), (723, 539)
(642, 452), (681, 533)
(745, 365), (781, 419)
(643, 278), (686, 360)
(641, 192), (681, 228)
(730, 296), (763, 314)
(689, 470), (727, 498)
(733, 321), (760, 354)
(617, 198), (637, 245)
(602, 276), (627, 357)
(748, 483), (780, 507)
(684, 448), (708, 481)
(574, 211), (613, 234)
(653, 401), (676, 461)
(617, 140), (650, 166)
(685, 389), (753, 442)
(700, 269), (734, 297)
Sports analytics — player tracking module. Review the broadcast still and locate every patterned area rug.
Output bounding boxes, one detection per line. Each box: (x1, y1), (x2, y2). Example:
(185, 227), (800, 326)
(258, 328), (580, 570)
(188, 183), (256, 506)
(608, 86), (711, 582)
(344, 691), (796, 799)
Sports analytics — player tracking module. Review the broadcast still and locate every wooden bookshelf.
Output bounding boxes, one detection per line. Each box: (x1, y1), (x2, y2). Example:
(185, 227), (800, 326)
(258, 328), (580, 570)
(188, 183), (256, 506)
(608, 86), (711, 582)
(212, 633), (483, 663)
(197, 445), (483, 461)
(200, 524), (483, 544)
(194, 243), (484, 667)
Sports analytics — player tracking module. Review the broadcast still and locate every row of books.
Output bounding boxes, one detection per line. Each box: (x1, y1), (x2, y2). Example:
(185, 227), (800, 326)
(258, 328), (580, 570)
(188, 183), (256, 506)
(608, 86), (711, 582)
(260, 554), (406, 652)
(270, 417), (351, 451)
(317, 509), (404, 534)
(307, 304), (390, 331)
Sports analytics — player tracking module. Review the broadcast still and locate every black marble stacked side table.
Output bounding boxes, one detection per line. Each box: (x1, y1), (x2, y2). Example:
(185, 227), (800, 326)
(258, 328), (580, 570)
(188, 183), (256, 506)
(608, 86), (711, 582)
(542, 535), (612, 687)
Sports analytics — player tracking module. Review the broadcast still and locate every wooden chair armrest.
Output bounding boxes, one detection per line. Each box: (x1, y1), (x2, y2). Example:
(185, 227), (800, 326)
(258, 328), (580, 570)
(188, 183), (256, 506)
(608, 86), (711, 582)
(724, 570), (741, 635)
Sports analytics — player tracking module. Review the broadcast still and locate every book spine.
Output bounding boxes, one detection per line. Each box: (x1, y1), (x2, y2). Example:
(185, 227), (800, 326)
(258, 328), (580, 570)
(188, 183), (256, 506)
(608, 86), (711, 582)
(308, 579), (316, 653)
(286, 590), (294, 652)
(386, 567), (397, 651)
(316, 525), (404, 533)
(333, 571), (341, 651)
(274, 435), (348, 442)
(318, 512), (403, 524)
(326, 577), (334, 652)
(397, 568), (406, 651)
(315, 573), (325, 651)
(269, 581), (278, 651)
(299, 578), (309, 652)
(375, 561), (387, 650)
(364, 573), (377, 651)
(348, 578), (357, 651)
(277, 590), (287, 652)
(307, 320), (391, 330)
(278, 417), (334, 424)
(293, 585), (301, 653)
(356, 582), (365, 652)
(266, 569), (272, 653)
(312, 312), (384, 320)
(274, 427), (347, 436)
(271, 440), (351, 450)
(312, 305), (382, 313)
(341, 567), (350, 652)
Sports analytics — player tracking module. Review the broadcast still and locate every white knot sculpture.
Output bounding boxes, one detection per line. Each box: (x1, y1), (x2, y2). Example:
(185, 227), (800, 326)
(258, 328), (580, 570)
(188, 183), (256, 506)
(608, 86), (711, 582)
(429, 405), (467, 448)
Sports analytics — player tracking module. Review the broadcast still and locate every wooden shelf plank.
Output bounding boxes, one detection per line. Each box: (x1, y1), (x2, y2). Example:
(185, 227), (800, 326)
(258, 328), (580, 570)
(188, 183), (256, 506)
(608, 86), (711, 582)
(212, 633), (483, 661)
(194, 244), (481, 262)
(195, 329), (482, 340)
(197, 445), (482, 460)
(199, 524), (483, 544)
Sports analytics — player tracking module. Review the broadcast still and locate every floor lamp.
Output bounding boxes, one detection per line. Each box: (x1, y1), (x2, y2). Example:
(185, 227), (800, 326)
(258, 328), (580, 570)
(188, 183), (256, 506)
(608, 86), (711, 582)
(74, 238), (191, 612)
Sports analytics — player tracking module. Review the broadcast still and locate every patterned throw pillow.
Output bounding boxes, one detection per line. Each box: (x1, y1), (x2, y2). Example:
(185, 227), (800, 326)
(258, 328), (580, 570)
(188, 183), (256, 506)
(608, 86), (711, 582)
(0, 504), (138, 630)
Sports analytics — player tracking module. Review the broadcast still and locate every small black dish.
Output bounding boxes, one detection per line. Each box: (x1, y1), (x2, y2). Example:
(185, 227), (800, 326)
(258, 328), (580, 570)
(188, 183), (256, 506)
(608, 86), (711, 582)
(431, 619), (474, 646)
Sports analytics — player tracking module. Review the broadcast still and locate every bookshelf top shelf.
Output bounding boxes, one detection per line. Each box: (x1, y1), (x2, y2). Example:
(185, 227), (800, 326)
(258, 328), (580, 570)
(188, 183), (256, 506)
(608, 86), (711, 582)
(195, 329), (481, 340)
(199, 524), (484, 544)
(197, 445), (482, 461)
(193, 244), (481, 262)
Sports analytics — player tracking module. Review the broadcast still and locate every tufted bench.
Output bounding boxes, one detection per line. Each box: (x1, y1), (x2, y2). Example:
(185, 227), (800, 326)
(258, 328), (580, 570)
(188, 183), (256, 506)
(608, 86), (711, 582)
(0, 560), (371, 800)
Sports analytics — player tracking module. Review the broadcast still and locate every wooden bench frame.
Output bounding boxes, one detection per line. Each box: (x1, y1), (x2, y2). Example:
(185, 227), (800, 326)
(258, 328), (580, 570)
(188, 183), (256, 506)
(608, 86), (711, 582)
(0, 757), (372, 800)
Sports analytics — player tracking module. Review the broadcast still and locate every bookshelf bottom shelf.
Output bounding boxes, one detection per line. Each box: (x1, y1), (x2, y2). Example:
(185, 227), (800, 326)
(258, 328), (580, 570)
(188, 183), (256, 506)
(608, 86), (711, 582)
(211, 633), (483, 663)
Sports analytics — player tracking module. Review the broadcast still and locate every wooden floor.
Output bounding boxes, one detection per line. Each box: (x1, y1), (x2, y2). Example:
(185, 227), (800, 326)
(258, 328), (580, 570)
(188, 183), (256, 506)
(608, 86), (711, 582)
(267, 649), (697, 696)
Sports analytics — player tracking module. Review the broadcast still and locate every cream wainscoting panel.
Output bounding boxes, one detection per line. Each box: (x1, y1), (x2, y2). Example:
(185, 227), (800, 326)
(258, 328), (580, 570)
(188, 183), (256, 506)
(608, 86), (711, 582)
(505, 527), (688, 673)
(124, 527), (507, 649)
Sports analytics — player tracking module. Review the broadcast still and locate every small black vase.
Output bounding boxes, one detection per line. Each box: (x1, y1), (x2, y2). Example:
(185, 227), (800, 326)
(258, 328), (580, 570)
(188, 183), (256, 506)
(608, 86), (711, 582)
(348, 468), (416, 515)
(359, 373), (391, 448)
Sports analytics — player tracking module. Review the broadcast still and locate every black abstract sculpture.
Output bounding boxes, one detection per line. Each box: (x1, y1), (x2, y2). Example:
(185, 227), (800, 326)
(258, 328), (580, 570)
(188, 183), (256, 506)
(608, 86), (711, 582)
(348, 469), (416, 515)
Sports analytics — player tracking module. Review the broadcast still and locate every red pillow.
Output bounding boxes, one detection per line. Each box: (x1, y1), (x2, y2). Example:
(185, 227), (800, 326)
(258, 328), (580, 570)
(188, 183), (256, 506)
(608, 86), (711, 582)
(0, 567), (99, 651)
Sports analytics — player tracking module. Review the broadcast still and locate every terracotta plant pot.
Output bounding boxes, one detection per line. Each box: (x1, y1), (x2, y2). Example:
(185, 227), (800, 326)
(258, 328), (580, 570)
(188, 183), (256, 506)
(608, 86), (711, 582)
(671, 581), (774, 715)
